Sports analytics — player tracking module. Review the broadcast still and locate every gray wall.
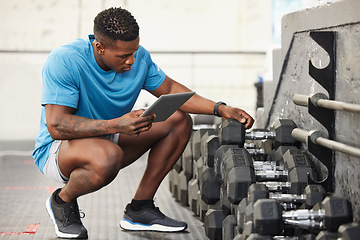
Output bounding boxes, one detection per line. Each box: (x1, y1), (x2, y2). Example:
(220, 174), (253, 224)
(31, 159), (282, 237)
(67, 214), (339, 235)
(260, 0), (360, 221)
(0, 0), (273, 140)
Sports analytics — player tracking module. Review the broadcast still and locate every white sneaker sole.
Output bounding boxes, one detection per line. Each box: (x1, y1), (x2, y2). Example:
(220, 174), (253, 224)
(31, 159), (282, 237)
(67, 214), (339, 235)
(45, 197), (84, 239)
(120, 218), (186, 232)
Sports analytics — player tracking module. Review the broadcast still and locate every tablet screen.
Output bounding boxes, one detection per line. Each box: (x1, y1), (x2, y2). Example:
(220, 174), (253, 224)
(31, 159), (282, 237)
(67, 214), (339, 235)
(140, 92), (195, 122)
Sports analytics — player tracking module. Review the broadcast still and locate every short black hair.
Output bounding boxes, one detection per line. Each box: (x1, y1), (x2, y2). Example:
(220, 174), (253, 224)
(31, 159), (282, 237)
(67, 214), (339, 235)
(93, 7), (139, 44)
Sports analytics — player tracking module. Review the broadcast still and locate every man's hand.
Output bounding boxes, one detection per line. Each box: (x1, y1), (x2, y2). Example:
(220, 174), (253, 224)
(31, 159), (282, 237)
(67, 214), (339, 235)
(218, 104), (254, 129)
(114, 109), (155, 136)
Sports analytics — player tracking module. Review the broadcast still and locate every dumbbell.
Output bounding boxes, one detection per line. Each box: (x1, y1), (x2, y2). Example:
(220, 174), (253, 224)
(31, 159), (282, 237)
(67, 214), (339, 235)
(253, 197), (353, 235)
(221, 148), (285, 182)
(214, 144), (296, 186)
(316, 222), (360, 240)
(221, 148), (288, 181)
(220, 146), (313, 182)
(218, 118), (297, 147)
(246, 183), (326, 208)
(237, 184), (326, 233)
(266, 184), (326, 208)
(222, 148), (314, 204)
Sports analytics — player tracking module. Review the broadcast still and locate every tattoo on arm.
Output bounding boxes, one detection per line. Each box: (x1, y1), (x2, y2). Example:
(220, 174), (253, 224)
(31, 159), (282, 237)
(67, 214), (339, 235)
(54, 114), (113, 139)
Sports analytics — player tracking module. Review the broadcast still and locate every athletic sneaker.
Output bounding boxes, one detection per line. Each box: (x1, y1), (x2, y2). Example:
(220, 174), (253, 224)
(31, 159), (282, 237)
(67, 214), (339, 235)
(46, 188), (88, 239)
(120, 202), (187, 232)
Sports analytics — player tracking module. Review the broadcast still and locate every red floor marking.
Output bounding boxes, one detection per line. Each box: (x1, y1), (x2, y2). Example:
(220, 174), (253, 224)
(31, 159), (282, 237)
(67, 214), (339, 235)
(0, 223), (39, 235)
(5, 186), (57, 193)
(24, 223), (40, 234)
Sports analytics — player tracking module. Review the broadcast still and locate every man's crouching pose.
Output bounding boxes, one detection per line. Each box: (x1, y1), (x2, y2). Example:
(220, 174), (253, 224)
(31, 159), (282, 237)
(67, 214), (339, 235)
(32, 7), (254, 239)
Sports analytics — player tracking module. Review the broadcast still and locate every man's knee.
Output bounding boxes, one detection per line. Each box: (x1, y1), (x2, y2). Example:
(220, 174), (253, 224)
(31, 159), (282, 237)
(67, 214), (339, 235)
(170, 111), (193, 132)
(91, 143), (123, 185)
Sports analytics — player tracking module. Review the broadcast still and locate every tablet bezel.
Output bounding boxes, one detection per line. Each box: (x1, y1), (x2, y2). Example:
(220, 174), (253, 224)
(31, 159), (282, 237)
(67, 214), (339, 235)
(140, 92), (195, 122)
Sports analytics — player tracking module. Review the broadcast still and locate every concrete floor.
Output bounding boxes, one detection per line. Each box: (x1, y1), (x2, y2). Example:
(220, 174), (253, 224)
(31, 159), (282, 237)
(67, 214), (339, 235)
(0, 142), (207, 240)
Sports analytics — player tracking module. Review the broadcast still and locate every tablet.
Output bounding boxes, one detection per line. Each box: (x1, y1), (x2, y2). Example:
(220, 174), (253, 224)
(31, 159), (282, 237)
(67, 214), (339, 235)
(140, 92), (195, 122)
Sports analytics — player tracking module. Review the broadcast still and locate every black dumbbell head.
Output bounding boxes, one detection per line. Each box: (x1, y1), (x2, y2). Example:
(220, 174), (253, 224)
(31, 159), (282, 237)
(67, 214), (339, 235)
(283, 150), (312, 171)
(322, 196), (353, 232)
(273, 119), (297, 145)
(200, 167), (221, 205)
(192, 128), (217, 160)
(237, 197), (249, 232)
(288, 167), (312, 194)
(253, 199), (283, 235)
(338, 222), (360, 240)
(222, 215), (237, 240)
(248, 183), (269, 203)
(304, 184), (326, 208)
(204, 209), (224, 240)
(214, 145), (238, 182)
(219, 119), (246, 146)
(226, 167), (255, 204)
(201, 134), (220, 167)
(221, 148), (253, 181)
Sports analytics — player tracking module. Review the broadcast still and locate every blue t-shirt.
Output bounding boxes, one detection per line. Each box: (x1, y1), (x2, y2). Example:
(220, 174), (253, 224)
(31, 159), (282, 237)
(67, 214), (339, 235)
(33, 35), (166, 173)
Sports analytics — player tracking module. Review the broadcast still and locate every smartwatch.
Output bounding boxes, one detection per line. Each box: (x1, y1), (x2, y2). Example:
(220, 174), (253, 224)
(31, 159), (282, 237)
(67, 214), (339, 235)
(214, 101), (227, 117)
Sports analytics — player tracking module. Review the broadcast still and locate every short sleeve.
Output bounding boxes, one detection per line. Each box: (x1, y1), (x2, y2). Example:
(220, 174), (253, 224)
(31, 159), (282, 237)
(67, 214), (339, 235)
(141, 48), (166, 91)
(41, 54), (79, 109)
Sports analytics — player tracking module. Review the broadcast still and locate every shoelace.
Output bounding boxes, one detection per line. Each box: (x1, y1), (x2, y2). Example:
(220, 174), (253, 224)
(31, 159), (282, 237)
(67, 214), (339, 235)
(149, 207), (165, 219)
(62, 204), (85, 226)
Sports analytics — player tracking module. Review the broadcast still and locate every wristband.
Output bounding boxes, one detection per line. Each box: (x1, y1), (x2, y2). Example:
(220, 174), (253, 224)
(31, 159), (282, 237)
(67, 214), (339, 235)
(214, 101), (227, 117)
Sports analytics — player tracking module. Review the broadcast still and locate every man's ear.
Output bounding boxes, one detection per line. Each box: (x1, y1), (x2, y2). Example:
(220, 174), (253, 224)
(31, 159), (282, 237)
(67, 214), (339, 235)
(95, 42), (105, 55)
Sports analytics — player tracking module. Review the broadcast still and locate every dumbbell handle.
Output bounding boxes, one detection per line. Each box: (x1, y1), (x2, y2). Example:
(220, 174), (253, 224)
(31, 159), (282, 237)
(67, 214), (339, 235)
(258, 181), (291, 192)
(247, 148), (265, 156)
(269, 192), (305, 203)
(253, 161), (285, 171)
(255, 170), (288, 180)
(284, 219), (323, 230)
(283, 208), (325, 220)
(272, 236), (301, 240)
(245, 131), (276, 140)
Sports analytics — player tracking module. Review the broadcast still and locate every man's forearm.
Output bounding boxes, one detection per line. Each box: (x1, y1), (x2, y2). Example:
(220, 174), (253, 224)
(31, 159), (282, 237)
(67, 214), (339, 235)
(49, 114), (116, 140)
(180, 93), (216, 115)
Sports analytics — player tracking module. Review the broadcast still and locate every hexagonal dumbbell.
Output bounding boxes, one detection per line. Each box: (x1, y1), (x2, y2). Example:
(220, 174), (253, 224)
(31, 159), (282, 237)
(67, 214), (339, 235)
(218, 118), (297, 147)
(221, 148), (315, 204)
(236, 183), (325, 234)
(253, 197), (353, 236)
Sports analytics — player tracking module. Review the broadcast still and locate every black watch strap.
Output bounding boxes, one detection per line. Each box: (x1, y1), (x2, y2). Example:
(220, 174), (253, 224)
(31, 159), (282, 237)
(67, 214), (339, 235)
(214, 101), (226, 117)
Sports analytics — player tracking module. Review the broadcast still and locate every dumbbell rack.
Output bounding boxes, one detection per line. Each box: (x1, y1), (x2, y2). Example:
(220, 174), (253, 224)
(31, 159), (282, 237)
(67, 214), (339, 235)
(168, 31), (360, 240)
(301, 31), (336, 193)
(168, 117), (359, 240)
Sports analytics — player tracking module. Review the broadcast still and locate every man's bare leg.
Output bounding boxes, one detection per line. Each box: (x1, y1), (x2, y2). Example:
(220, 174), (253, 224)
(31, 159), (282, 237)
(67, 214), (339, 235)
(57, 110), (192, 203)
(118, 111), (193, 200)
(119, 111), (193, 232)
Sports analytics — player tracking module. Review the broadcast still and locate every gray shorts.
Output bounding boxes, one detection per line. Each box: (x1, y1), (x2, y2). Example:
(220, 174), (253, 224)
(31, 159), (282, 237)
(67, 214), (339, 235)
(42, 134), (120, 184)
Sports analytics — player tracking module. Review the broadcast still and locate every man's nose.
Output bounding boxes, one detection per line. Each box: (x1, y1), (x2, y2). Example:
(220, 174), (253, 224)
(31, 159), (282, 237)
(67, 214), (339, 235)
(126, 54), (135, 65)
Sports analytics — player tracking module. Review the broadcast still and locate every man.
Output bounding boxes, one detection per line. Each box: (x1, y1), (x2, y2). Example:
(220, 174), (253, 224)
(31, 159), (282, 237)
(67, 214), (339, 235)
(33, 7), (254, 239)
